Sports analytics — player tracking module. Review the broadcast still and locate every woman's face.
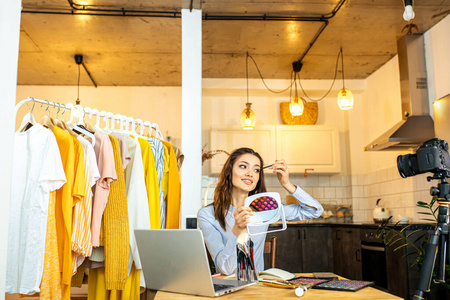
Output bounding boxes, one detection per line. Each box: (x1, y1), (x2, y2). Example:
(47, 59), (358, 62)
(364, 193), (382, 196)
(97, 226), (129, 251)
(231, 153), (261, 194)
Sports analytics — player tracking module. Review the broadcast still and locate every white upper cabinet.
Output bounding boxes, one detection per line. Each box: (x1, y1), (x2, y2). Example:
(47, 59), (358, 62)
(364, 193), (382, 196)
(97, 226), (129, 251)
(209, 125), (276, 174)
(275, 125), (340, 174)
(210, 125), (340, 174)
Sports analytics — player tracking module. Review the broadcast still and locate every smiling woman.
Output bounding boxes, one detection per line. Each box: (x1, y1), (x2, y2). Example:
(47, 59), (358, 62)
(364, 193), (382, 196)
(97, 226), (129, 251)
(197, 147), (324, 275)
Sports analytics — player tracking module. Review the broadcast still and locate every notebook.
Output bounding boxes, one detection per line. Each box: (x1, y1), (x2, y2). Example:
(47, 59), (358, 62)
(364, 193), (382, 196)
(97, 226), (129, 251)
(135, 229), (257, 297)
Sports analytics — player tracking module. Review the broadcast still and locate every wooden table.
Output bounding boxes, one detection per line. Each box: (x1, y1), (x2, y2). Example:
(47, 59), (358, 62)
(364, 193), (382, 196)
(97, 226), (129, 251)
(150, 274), (402, 300)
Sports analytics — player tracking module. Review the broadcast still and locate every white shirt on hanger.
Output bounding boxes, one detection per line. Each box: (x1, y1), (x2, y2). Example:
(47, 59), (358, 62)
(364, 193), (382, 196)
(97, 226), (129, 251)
(6, 124), (66, 295)
(122, 134), (151, 288)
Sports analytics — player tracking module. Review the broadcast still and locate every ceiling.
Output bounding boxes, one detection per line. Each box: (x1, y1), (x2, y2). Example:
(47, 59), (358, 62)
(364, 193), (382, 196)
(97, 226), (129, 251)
(18, 0), (450, 86)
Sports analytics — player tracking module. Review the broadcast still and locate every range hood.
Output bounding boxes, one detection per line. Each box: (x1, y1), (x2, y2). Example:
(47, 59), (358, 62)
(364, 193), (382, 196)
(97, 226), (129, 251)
(364, 34), (435, 151)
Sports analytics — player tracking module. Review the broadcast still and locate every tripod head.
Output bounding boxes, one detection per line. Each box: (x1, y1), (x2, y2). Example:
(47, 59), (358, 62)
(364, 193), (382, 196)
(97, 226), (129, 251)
(427, 171), (450, 203)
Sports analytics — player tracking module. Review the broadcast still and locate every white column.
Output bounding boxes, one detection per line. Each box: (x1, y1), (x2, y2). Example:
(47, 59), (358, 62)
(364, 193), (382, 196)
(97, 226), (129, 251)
(181, 9), (202, 228)
(0, 1), (22, 298)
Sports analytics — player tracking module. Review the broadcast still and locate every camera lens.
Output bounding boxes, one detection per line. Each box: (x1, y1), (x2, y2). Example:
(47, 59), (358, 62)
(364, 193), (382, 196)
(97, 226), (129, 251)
(397, 154), (420, 178)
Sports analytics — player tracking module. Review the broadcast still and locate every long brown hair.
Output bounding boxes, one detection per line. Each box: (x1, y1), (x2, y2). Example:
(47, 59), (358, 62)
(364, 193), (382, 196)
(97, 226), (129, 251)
(213, 147), (267, 230)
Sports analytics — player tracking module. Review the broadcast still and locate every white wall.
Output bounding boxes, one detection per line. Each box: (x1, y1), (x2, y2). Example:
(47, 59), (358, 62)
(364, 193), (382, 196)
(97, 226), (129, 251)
(15, 85), (182, 146)
(425, 14), (450, 105)
(201, 78), (365, 177)
(352, 14), (450, 223)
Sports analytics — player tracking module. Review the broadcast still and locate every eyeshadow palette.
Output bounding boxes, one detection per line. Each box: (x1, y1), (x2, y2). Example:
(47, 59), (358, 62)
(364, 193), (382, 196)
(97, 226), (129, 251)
(313, 280), (374, 292)
(249, 196), (278, 212)
(288, 277), (329, 288)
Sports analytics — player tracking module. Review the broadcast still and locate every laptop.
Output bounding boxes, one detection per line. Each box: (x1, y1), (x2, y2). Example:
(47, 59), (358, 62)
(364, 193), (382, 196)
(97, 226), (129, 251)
(135, 229), (257, 297)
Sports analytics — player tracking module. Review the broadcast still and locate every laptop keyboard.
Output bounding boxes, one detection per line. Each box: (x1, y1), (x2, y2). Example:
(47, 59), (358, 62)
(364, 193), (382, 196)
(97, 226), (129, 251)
(213, 283), (234, 292)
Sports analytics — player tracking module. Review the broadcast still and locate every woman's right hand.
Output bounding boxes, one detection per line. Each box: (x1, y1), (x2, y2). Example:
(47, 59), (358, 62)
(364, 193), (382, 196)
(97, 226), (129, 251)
(232, 206), (253, 237)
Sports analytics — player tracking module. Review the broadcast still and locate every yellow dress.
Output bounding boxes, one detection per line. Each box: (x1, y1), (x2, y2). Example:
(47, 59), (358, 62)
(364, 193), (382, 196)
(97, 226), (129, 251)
(39, 191), (62, 300)
(161, 144), (169, 200)
(138, 137), (161, 229)
(53, 127), (86, 300)
(161, 141), (181, 229)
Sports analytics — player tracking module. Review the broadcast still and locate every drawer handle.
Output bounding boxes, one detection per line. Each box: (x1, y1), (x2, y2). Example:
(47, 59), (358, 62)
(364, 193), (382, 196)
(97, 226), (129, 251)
(361, 244), (385, 252)
(355, 249), (361, 262)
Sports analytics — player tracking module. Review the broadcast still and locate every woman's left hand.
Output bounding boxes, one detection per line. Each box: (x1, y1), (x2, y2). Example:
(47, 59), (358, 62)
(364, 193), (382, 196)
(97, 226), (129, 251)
(271, 160), (296, 194)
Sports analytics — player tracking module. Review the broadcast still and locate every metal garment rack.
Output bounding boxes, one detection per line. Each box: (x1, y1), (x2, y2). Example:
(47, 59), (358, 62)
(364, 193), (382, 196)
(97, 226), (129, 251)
(15, 97), (164, 140)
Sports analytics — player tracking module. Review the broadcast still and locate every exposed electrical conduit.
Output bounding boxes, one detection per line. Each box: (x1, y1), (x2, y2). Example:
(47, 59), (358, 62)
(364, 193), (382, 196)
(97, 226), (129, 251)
(21, 0), (347, 65)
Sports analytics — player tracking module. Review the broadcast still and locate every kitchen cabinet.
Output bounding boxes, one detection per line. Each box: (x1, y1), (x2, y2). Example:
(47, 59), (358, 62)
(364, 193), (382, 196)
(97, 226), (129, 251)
(276, 125), (340, 174)
(265, 226), (333, 273)
(385, 235), (408, 299)
(209, 125), (276, 174)
(332, 227), (362, 280)
(301, 226), (333, 272)
(266, 227), (302, 272)
(209, 125), (340, 174)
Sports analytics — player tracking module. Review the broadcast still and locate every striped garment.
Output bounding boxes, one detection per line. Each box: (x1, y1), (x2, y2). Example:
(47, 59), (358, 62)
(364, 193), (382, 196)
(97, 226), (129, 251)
(71, 136), (99, 274)
(146, 137), (165, 228)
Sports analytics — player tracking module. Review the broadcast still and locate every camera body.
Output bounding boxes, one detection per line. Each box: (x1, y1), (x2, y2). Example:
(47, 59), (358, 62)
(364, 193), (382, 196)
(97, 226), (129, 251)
(397, 138), (450, 178)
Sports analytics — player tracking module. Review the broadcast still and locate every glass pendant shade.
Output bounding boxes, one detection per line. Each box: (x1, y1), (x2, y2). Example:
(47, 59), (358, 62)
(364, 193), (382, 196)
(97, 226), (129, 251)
(337, 88), (354, 110)
(289, 96), (304, 116)
(240, 103), (256, 130)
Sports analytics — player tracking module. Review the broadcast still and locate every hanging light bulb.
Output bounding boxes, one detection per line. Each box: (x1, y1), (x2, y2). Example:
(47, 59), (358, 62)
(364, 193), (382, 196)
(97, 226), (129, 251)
(337, 48), (354, 110)
(289, 71), (304, 116)
(337, 88), (353, 110)
(240, 102), (256, 130)
(241, 53), (256, 130)
(290, 96), (304, 116)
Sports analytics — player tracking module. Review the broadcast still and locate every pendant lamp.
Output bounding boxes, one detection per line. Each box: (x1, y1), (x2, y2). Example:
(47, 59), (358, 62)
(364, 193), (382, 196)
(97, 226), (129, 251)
(241, 53), (256, 130)
(289, 71), (305, 116)
(337, 48), (354, 110)
(240, 102), (256, 130)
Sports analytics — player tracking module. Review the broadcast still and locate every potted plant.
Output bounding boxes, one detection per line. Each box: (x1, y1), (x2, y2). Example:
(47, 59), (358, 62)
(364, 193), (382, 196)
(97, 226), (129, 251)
(376, 197), (450, 299)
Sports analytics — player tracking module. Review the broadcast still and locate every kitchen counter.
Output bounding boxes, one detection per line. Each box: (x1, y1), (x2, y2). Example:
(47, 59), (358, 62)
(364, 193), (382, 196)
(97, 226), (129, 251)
(271, 221), (434, 230)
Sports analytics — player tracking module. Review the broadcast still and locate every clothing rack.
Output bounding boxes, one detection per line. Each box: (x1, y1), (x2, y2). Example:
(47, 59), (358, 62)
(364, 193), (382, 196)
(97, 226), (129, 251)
(15, 96), (164, 140)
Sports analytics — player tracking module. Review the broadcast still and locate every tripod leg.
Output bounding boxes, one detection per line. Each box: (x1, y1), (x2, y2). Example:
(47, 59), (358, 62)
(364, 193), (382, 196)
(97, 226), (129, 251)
(413, 228), (441, 299)
(436, 233), (447, 283)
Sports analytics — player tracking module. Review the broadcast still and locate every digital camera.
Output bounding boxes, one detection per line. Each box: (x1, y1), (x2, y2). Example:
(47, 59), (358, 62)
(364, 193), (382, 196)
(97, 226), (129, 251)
(397, 138), (450, 178)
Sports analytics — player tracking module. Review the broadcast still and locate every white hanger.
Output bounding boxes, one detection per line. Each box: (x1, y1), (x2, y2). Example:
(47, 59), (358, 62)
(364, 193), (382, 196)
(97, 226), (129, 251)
(105, 112), (114, 130)
(94, 110), (105, 130)
(120, 115), (127, 131)
(85, 107), (93, 122)
(134, 118), (143, 136)
(127, 117), (134, 133)
(65, 103), (96, 147)
(91, 108), (99, 126)
(112, 114), (121, 130)
(18, 98), (37, 132)
(143, 120), (151, 136)
(151, 123), (164, 141)
(127, 117), (139, 141)
(75, 105), (85, 125)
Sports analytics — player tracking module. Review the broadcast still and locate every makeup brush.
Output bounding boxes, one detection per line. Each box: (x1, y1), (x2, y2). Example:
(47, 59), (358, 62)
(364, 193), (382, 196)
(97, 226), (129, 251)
(262, 164), (273, 170)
